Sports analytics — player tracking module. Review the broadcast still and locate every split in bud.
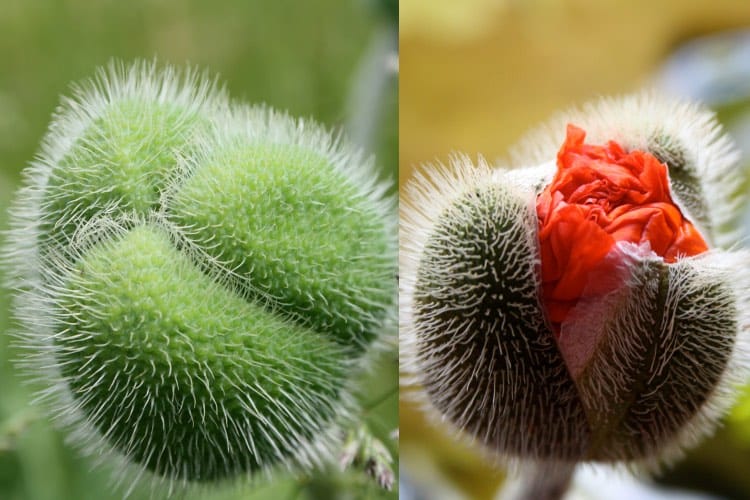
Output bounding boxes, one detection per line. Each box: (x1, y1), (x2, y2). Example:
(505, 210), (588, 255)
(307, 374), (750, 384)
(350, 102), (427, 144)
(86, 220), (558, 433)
(400, 93), (750, 470)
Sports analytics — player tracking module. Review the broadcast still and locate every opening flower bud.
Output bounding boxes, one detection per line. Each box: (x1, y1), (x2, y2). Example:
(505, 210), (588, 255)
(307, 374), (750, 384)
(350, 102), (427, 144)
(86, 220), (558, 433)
(401, 94), (750, 473)
(537, 124), (708, 356)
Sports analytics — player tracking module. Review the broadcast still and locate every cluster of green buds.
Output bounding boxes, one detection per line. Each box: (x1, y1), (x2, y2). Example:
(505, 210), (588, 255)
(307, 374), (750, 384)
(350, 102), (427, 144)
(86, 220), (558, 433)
(400, 94), (750, 483)
(3, 61), (396, 491)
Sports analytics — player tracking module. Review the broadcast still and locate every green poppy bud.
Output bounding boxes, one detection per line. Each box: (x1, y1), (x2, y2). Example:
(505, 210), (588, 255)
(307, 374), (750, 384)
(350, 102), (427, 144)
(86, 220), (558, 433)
(3, 61), (396, 488)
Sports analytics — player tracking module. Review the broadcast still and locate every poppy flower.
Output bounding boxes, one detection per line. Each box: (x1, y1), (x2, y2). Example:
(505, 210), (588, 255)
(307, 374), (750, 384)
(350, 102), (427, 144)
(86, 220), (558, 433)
(400, 93), (750, 490)
(537, 124), (708, 336)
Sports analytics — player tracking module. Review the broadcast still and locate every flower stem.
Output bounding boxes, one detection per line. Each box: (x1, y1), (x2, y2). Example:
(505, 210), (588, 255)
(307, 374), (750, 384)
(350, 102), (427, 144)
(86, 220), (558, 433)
(346, 21), (398, 156)
(0, 408), (38, 451)
(501, 462), (576, 500)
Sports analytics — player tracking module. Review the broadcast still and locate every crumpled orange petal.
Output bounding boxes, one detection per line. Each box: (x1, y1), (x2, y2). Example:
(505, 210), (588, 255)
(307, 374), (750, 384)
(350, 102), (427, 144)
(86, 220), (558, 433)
(536, 124), (708, 335)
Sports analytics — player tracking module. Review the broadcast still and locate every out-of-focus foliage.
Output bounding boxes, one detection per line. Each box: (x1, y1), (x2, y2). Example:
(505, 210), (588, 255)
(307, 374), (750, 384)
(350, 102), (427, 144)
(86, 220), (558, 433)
(400, 1), (750, 499)
(0, 1), (397, 499)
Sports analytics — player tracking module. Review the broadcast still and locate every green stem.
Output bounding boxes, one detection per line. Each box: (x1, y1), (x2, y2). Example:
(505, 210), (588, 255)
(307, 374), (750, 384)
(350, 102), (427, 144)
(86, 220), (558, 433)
(501, 462), (576, 500)
(362, 383), (398, 414)
(346, 22), (397, 156)
(0, 408), (39, 451)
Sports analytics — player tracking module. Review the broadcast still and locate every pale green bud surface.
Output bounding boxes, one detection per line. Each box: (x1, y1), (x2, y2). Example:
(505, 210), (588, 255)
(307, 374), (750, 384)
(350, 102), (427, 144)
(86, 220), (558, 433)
(56, 225), (347, 480)
(3, 62), (396, 487)
(167, 129), (393, 350)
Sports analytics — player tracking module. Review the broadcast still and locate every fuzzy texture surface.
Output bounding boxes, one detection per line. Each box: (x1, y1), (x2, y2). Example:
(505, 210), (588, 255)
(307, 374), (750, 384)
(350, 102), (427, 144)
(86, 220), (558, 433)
(400, 93), (750, 473)
(3, 61), (396, 490)
(406, 163), (589, 460)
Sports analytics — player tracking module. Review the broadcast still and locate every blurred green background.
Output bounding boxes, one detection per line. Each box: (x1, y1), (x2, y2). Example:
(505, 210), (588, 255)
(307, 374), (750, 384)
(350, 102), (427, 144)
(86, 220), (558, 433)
(400, 1), (750, 499)
(0, 1), (397, 499)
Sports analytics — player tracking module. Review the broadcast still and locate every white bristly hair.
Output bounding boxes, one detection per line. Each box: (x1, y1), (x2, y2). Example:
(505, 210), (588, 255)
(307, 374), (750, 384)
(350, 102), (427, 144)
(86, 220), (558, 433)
(5, 59), (228, 289)
(400, 156), (589, 467)
(158, 102), (397, 354)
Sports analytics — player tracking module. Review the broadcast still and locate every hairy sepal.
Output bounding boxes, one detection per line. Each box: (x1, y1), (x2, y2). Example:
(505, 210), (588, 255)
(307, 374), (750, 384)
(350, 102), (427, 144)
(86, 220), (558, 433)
(575, 250), (750, 467)
(401, 158), (589, 460)
(51, 223), (351, 481)
(163, 105), (396, 353)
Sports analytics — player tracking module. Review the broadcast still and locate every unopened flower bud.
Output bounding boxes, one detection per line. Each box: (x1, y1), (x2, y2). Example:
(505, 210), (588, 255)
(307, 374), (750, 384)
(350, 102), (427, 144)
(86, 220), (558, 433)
(401, 93), (750, 470)
(3, 61), (396, 489)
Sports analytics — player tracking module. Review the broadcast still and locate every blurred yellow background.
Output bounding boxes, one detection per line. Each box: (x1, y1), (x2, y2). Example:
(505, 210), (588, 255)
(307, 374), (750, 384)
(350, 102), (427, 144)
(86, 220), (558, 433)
(400, 0), (750, 185)
(400, 1), (750, 499)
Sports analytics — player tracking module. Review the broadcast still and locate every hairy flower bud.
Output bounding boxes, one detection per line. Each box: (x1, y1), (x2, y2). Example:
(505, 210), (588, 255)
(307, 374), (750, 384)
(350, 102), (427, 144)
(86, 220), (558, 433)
(401, 93), (750, 470)
(3, 61), (396, 489)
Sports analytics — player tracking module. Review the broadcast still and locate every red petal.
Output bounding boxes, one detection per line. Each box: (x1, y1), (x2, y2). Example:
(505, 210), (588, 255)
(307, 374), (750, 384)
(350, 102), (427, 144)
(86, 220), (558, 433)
(536, 125), (708, 336)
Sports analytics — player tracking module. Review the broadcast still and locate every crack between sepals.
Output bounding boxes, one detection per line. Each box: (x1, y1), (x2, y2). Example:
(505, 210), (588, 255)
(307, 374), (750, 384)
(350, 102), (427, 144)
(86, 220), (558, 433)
(582, 262), (669, 459)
